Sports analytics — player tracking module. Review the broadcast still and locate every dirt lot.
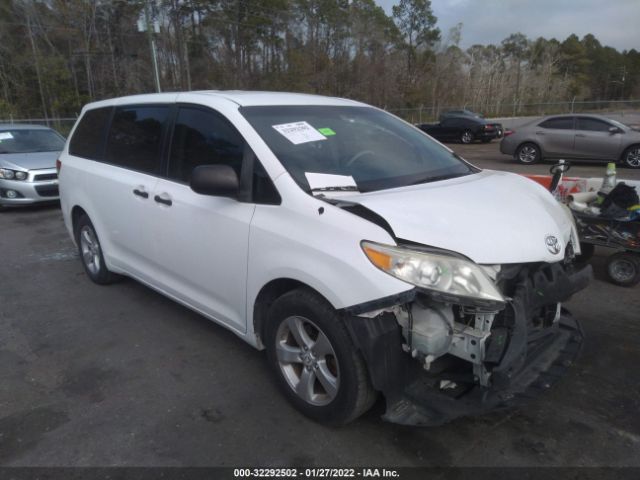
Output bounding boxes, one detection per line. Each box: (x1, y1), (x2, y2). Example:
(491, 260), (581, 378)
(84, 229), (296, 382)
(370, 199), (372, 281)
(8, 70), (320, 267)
(1, 143), (639, 467)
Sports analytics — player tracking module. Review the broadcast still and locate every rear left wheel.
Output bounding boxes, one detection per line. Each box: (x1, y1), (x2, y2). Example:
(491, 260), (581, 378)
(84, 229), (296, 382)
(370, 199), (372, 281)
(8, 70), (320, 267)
(74, 214), (120, 285)
(264, 288), (376, 425)
(515, 142), (541, 164)
(622, 146), (640, 169)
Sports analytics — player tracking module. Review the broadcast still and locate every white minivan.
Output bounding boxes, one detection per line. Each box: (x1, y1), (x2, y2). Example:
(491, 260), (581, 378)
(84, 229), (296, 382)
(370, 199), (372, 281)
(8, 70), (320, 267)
(59, 91), (591, 426)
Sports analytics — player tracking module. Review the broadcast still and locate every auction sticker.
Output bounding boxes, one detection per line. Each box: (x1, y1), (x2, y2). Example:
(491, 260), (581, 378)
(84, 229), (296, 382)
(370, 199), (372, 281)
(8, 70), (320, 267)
(0, 132), (14, 140)
(273, 121), (326, 145)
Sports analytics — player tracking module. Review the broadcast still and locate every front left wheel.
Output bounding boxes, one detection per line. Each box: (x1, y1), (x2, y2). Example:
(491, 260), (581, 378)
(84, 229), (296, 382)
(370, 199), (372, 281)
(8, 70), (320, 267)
(264, 288), (376, 425)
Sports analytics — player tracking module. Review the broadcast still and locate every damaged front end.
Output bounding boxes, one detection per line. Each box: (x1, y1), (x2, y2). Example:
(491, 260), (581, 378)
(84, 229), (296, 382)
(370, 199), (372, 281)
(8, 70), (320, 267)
(344, 258), (591, 426)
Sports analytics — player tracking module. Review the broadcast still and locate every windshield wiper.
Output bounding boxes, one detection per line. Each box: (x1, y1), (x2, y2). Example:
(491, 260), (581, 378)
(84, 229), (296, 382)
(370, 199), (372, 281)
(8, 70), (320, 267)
(311, 185), (359, 193)
(408, 172), (469, 186)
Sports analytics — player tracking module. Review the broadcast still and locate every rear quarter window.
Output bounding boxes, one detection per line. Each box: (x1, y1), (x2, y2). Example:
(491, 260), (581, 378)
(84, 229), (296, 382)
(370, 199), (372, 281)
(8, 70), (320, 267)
(69, 107), (113, 159)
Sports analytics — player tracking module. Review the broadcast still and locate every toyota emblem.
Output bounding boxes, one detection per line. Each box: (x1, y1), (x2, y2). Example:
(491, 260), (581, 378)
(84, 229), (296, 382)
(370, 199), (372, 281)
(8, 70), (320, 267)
(545, 235), (561, 255)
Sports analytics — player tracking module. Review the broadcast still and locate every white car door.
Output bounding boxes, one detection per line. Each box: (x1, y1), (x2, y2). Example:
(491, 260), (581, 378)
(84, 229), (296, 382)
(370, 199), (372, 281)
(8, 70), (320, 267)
(148, 105), (256, 333)
(87, 104), (170, 282)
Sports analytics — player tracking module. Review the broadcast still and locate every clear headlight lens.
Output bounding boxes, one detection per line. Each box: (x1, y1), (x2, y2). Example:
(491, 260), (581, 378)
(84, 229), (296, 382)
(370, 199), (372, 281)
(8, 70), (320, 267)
(361, 241), (505, 304)
(0, 168), (27, 180)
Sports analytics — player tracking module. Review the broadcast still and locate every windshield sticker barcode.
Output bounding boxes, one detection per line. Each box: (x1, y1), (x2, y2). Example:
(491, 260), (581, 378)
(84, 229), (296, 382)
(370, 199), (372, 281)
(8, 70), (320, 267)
(272, 121), (327, 145)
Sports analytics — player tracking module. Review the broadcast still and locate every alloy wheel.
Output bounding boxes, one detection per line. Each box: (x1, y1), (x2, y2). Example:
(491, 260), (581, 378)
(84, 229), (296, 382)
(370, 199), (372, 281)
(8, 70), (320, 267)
(625, 148), (640, 168)
(275, 315), (340, 406)
(79, 225), (101, 275)
(518, 145), (538, 163)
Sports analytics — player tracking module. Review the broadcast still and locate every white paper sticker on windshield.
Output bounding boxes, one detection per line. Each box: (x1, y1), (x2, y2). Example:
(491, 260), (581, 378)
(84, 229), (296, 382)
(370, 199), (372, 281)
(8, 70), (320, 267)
(0, 132), (14, 140)
(305, 172), (357, 191)
(273, 121), (326, 145)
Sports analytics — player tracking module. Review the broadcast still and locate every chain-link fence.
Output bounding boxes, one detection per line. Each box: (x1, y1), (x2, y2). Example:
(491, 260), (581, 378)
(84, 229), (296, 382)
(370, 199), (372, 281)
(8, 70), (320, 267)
(388, 99), (640, 124)
(4, 99), (640, 134)
(0, 117), (78, 136)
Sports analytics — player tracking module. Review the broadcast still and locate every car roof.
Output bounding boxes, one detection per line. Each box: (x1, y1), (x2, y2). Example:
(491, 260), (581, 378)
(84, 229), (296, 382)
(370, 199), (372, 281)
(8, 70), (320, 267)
(83, 91), (367, 110)
(542, 113), (611, 120)
(0, 123), (52, 130)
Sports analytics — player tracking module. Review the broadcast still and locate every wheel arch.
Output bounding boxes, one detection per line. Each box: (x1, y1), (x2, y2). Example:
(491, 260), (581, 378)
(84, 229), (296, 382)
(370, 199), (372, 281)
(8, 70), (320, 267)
(252, 278), (332, 349)
(71, 205), (88, 236)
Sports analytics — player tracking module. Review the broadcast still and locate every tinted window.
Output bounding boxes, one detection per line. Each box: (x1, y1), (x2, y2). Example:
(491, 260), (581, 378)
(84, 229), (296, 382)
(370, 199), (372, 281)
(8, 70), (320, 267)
(252, 159), (281, 204)
(0, 129), (65, 154)
(576, 118), (611, 132)
(169, 107), (244, 182)
(105, 106), (169, 174)
(69, 107), (112, 159)
(539, 117), (574, 130)
(441, 118), (461, 127)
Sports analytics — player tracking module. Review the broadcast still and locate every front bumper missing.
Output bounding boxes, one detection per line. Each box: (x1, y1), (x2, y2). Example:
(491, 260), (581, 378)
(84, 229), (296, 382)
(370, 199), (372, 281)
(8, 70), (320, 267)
(343, 263), (590, 426)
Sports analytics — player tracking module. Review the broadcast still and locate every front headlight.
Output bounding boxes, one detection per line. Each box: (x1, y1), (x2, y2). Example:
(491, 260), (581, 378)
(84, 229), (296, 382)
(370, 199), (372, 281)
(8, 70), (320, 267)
(0, 168), (27, 180)
(361, 241), (505, 305)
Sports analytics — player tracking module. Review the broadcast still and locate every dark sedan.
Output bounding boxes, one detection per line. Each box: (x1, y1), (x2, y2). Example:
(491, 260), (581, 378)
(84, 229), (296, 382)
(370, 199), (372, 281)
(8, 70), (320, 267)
(417, 116), (499, 144)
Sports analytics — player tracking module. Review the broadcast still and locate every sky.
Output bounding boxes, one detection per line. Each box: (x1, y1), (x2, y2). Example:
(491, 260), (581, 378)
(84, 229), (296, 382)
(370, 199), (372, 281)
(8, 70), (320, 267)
(376, 0), (640, 52)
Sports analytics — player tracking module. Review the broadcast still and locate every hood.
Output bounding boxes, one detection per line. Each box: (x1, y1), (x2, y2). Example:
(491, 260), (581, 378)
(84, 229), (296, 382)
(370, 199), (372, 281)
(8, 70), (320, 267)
(337, 170), (574, 264)
(0, 151), (60, 170)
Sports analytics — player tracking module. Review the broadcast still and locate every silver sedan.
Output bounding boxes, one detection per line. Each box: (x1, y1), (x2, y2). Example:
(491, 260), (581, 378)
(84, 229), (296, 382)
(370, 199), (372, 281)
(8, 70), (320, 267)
(500, 114), (640, 168)
(0, 124), (64, 207)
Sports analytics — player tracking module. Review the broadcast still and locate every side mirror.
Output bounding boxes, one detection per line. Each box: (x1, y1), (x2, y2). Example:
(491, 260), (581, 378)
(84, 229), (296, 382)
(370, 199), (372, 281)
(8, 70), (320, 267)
(609, 126), (623, 134)
(190, 164), (239, 198)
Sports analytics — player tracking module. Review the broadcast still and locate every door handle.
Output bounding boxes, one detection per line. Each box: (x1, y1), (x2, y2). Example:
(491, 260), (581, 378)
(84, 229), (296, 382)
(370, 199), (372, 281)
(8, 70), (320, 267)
(154, 194), (172, 206)
(133, 188), (149, 199)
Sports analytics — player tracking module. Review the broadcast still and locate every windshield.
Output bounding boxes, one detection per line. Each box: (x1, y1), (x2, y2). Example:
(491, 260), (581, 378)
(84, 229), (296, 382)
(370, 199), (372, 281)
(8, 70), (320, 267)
(609, 119), (629, 130)
(240, 106), (477, 193)
(0, 129), (65, 154)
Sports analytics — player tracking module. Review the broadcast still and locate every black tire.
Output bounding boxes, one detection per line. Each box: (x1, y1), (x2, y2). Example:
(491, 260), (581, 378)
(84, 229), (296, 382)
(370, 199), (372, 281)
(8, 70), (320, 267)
(460, 130), (474, 144)
(621, 145), (640, 169)
(515, 142), (541, 164)
(74, 213), (120, 285)
(264, 288), (377, 425)
(575, 242), (595, 264)
(606, 252), (640, 287)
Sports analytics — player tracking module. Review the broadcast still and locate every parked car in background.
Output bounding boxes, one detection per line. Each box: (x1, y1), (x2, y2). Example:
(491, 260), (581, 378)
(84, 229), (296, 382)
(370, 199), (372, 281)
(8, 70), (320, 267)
(500, 114), (640, 168)
(0, 124), (64, 207)
(440, 108), (484, 119)
(440, 109), (504, 138)
(59, 91), (588, 427)
(417, 115), (499, 144)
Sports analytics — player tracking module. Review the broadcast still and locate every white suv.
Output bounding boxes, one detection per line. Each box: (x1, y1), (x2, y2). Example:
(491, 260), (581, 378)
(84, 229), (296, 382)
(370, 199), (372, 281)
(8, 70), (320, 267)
(59, 91), (590, 426)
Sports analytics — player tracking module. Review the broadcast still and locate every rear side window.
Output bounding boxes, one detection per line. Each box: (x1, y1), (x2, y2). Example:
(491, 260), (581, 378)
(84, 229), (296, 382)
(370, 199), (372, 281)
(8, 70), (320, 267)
(539, 117), (574, 130)
(441, 118), (459, 127)
(168, 107), (244, 182)
(69, 107), (112, 159)
(576, 118), (611, 132)
(105, 105), (169, 174)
